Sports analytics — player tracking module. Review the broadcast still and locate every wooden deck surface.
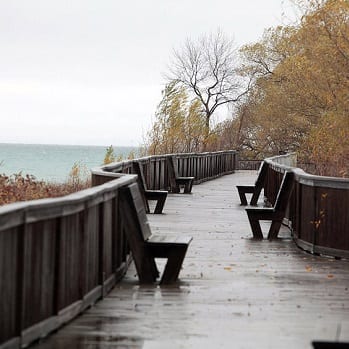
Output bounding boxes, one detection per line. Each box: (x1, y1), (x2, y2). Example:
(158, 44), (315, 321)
(32, 171), (349, 349)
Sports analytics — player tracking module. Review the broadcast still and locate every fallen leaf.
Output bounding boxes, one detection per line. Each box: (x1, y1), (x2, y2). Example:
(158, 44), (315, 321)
(327, 274), (334, 279)
(224, 267), (232, 271)
(305, 265), (312, 272)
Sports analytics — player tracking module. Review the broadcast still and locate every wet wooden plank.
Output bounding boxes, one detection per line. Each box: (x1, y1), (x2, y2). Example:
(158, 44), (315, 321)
(30, 171), (349, 349)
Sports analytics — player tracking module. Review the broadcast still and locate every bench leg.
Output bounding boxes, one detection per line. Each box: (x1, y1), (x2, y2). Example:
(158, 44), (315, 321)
(142, 192), (150, 213)
(250, 188), (262, 206)
(237, 186), (256, 206)
(160, 246), (188, 285)
(246, 213), (264, 239)
(137, 258), (160, 284)
(171, 184), (180, 193)
(267, 220), (283, 240)
(238, 190), (248, 206)
(154, 195), (167, 214)
(144, 202), (150, 214)
(183, 180), (193, 194)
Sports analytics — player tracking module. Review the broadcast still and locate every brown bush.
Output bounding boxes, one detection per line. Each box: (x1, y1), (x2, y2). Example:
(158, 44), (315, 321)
(0, 172), (91, 206)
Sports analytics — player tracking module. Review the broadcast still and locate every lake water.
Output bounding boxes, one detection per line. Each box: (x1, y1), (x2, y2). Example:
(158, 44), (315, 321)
(0, 143), (138, 183)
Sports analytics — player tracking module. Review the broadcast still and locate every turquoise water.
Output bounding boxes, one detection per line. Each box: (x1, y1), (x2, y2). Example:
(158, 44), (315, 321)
(0, 143), (137, 183)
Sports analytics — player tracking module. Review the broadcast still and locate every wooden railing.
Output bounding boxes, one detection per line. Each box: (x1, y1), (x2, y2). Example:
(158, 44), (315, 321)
(263, 153), (349, 259)
(91, 151), (238, 189)
(0, 174), (136, 349)
(2, 149), (346, 348)
(0, 150), (237, 349)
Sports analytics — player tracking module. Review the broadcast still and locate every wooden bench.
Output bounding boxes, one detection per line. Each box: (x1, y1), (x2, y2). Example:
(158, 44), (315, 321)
(245, 171), (295, 240)
(167, 156), (194, 193)
(132, 161), (167, 214)
(236, 161), (268, 206)
(119, 182), (192, 284)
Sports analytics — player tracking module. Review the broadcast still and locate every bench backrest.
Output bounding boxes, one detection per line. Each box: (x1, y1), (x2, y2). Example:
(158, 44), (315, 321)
(132, 161), (150, 212)
(119, 183), (157, 283)
(128, 182), (152, 240)
(122, 183), (151, 242)
(167, 156), (179, 188)
(168, 156), (179, 177)
(132, 161), (148, 191)
(250, 161), (269, 205)
(255, 161), (269, 186)
(274, 171), (295, 213)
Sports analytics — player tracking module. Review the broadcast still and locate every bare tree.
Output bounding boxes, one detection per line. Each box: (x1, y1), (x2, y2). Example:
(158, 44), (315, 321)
(167, 30), (249, 141)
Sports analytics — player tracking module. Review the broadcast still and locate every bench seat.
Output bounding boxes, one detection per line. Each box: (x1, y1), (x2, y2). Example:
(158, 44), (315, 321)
(147, 234), (193, 245)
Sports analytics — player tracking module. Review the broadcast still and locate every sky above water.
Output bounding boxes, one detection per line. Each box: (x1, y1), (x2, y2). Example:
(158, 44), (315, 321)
(0, 0), (297, 146)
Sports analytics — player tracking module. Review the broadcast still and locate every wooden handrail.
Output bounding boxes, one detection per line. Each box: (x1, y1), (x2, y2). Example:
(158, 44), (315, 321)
(0, 174), (137, 348)
(263, 153), (349, 259)
(91, 151), (238, 190)
(2, 149), (347, 348)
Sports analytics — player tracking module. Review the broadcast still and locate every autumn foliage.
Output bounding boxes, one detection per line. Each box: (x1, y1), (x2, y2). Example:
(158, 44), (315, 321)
(233, 0), (349, 176)
(146, 82), (208, 154)
(0, 169), (90, 206)
(146, 0), (348, 177)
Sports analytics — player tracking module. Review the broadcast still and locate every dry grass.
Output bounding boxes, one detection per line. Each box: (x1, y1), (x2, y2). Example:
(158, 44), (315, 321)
(0, 172), (91, 206)
(298, 161), (348, 178)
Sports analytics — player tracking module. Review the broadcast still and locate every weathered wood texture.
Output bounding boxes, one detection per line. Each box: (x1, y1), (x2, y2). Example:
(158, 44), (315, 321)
(264, 154), (349, 259)
(2, 151), (348, 349)
(0, 151), (237, 349)
(0, 175), (137, 349)
(29, 171), (349, 349)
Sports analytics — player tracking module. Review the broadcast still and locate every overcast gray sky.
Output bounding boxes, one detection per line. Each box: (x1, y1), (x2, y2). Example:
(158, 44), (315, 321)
(0, 0), (296, 146)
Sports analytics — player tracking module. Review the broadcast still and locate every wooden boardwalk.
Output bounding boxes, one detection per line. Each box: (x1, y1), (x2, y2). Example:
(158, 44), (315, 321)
(31, 171), (349, 349)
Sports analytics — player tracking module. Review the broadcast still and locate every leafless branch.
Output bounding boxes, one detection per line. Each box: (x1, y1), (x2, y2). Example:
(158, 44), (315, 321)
(166, 30), (248, 131)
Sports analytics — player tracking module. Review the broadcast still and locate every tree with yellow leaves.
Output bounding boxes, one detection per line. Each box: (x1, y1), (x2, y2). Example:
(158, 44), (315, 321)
(235, 0), (349, 175)
(146, 82), (207, 155)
